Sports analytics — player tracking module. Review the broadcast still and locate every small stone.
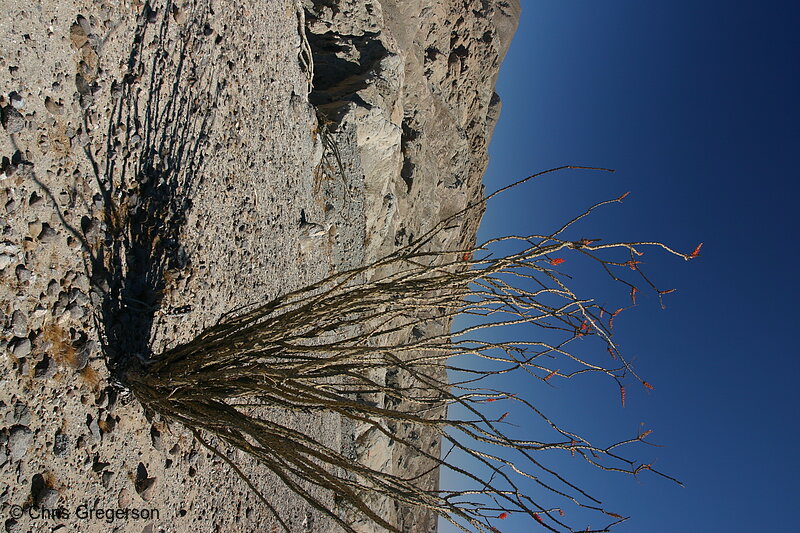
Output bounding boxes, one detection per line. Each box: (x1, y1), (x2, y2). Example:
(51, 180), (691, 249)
(87, 414), (101, 442)
(69, 288), (89, 305)
(38, 488), (60, 508)
(34, 355), (56, 379)
(27, 222), (42, 239)
(118, 488), (131, 508)
(44, 97), (63, 115)
(75, 74), (91, 96)
(5, 519), (21, 533)
(8, 92), (24, 110)
(1, 106), (24, 134)
(14, 265), (30, 283)
(135, 463), (157, 501)
(29, 191), (44, 207)
(69, 21), (88, 49)
(8, 426), (33, 461)
(79, 93), (95, 109)
(4, 199), (16, 214)
(70, 340), (93, 370)
(101, 470), (114, 488)
(10, 310), (27, 337)
(7, 402), (31, 426)
(68, 303), (85, 320)
(38, 224), (58, 243)
(53, 432), (69, 456)
(0, 254), (13, 270)
(11, 338), (32, 358)
(47, 279), (60, 297)
(52, 303), (66, 318)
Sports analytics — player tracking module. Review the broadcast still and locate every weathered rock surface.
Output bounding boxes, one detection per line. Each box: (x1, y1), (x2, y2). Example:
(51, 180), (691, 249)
(1, 0), (518, 531)
(301, 1), (519, 531)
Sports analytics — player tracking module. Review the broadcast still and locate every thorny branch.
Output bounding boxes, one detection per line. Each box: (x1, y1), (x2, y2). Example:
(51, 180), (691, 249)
(121, 167), (697, 532)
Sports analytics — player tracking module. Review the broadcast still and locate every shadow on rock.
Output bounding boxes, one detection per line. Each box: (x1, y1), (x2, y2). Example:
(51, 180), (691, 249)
(84, 1), (220, 383)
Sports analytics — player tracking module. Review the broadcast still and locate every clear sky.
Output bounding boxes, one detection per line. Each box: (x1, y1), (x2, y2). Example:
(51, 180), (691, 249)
(441, 2), (798, 532)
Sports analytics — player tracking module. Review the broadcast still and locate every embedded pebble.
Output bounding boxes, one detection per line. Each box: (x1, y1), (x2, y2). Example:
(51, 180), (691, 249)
(14, 265), (30, 282)
(44, 96), (64, 115)
(53, 432), (69, 456)
(38, 224), (58, 243)
(6, 402), (31, 426)
(8, 426), (33, 461)
(135, 462), (157, 501)
(1, 106), (25, 134)
(34, 355), (56, 379)
(11, 338), (32, 358)
(38, 488), (60, 508)
(10, 310), (27, 337)
(8, 92), (25, 110)
(87, 414), (101, 441)
(70, 21), (89, 49)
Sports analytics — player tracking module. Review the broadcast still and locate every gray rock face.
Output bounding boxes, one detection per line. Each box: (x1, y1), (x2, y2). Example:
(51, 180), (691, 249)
(301, 1), (520, 530)
(0, 0), (517, 531)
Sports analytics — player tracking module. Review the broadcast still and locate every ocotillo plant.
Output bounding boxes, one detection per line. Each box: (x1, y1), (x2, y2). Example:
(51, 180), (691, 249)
(123, 167), (697, 533)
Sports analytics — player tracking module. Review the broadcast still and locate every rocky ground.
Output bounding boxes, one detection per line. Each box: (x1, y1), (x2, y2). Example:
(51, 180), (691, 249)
(0, 1), (519, 532)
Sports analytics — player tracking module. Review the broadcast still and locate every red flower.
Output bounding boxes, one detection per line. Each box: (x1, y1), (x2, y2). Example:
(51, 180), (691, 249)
(549, 257), (566, 266)
(498, 512), (508, 520)
(624, 260), (642, 270)
(462, 252), (472, 261)
(658, 288), (676, 295)
(689, 242), (703, 258)
(534, 513), (545, 524)
(630, 286), (638, 305)
(620, 386), (627, 407)
(643, 381), (655, 390)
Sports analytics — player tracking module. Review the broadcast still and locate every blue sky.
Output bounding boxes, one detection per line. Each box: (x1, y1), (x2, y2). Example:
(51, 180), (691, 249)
(441, 2), (798, 532)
